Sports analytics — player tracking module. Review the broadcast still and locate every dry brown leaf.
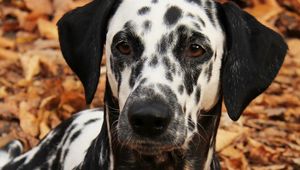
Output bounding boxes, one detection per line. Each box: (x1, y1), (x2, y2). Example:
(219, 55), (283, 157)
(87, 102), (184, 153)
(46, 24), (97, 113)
(39, 95), (60, 110)
(287, 39), (300, 57)
(62, 76), (82, 91)
(39, 121), (50, 139)
(0, 37), (15, 48)
(24, 0), (53, 15)
(59, 91), (85, 111)
(216, 129), (241, 152)
(19, 102), (39, 137)
(245, 0), (283, 22)
(252, 165), (286, 170)
(0, 86), (8, 98)
(0, 135), (15, 148)
(0, 48), (19, 60)
(220, 146), (242, 158)
(16, 31), (38, 44)
(20, 54), (40, 81)
(37, 19), (58, 40)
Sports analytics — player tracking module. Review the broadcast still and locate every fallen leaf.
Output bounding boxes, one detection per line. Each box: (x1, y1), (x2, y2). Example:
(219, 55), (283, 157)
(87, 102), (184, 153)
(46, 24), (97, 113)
(37, 19), (58, 40)
(19, 102), (39, 137)
(20, 54), (40, 81)
(216, 129), (241, 152)
(24, 0), (53, 15)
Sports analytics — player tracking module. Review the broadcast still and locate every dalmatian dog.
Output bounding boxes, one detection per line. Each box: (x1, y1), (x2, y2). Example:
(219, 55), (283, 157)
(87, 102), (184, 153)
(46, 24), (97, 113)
(0, 0), (287, 169)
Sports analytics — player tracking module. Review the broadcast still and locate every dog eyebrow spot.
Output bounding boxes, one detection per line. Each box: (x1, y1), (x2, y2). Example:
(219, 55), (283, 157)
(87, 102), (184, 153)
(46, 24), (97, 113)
(164, 6), (182, 26)
(138, 7), (151, 15)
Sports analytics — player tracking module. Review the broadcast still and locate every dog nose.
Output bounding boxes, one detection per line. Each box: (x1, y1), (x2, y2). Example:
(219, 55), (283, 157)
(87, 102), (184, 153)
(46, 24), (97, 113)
(128, 101), (172, 137)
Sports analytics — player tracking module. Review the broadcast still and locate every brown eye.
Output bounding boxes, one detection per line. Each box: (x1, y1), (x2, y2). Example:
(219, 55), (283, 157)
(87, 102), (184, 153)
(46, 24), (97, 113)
(116, 42), (131, 55)
(188, 44), (205, 58)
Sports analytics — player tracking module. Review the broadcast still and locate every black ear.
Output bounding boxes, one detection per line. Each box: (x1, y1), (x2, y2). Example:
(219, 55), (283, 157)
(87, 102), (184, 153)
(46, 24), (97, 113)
(57, 0), (119, 104)
(219, 2), (288, 121)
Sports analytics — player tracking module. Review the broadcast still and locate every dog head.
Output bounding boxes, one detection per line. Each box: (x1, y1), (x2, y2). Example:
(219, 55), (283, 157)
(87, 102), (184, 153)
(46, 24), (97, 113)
(58, 0), (287, 155)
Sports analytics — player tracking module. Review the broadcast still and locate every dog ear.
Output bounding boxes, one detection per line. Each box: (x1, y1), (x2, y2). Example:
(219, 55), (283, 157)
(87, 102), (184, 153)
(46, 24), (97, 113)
(219, 2), (287, 121)
(57, 0), (118, 104)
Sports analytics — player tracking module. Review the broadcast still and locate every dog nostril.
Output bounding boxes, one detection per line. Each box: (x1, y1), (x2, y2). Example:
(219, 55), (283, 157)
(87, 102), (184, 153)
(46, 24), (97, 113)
(154, 119), (164, 130)
(132, 117), (143, 128)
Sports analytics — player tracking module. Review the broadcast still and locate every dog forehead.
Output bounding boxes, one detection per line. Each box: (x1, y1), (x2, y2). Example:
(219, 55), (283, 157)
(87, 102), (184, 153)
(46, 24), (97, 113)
(107, 0), (222, 47)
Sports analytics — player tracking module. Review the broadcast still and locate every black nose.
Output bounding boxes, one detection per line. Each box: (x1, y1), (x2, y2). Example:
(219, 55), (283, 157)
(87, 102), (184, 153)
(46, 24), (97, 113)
(128, 101), (172, 137)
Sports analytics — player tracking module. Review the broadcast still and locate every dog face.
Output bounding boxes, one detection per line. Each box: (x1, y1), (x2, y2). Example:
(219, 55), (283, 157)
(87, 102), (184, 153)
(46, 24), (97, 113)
(58, 0), (287, 156)
(106, 0), (224, 154)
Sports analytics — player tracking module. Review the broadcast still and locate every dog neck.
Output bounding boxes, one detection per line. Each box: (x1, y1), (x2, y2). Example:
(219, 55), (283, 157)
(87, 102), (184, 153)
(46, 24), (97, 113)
(79, 84), (222, 170)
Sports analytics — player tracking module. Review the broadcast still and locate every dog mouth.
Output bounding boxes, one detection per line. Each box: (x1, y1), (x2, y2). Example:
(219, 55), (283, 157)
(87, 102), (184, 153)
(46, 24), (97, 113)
(126, 142), (179, 155)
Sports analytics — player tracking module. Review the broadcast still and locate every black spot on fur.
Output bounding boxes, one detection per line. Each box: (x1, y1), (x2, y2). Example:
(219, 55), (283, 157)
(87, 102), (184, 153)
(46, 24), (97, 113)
(206, 62), (213, 82)
(84, 118), (99, 125)
(123, 21), (135, 31)
(158, 35), (168, 54)
(197, 16), (206, 27)
(152, 0), (158, 3)
(157, 84), (179, 111)
(187, 13), (195, 18)
(63, 148), (69, 161)
(186, 0), (202, 6)
(164, 6), (182, 26)
(138, 7), (150, 15)
(195, 86), (201, 103)
(173, 25), (188, 62)
(194, 22), (201, 30)
(130, 60), (145, 88)
(166, 72), (173, 81)
(70, 130), (81, 143)
(143, 20), (152, 31)
(205, 1), (215, 26)
(140, 78), (147, 85)
(162, 57), (171, 70)
(188, 115), (195, 131)
(184, 72), (194, 95)
(171, 64), (176, 74)
(178, 85), (184, 94)
(149, 55), (158, 67)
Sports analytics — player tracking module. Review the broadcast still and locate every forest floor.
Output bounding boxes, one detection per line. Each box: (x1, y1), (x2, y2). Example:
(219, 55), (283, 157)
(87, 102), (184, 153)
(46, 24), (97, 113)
(0, 0), (299, 169)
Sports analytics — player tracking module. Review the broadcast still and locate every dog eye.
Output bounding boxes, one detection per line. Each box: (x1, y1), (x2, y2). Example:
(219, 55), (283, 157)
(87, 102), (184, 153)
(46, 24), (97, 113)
(188, 44), (205, 58)
(116, 42), (132, 55)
